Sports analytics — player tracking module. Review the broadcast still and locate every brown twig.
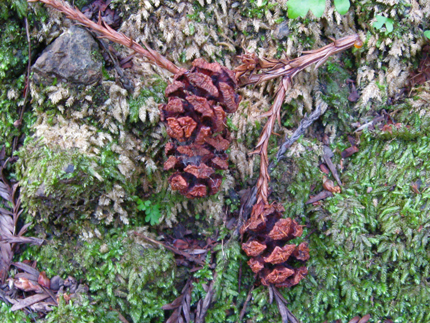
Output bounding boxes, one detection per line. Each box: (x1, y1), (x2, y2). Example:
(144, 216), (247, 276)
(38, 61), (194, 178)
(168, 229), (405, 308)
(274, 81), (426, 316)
(133, 231), (205, 266)
(274, 103), (326, 164)
(238, 103), (326, 226)
(251, 77), (290, 204)
(239, 284), (254, 321)
(238, 35), (361, 206)
(40, 286), (58, 306)
(28, 0), (180, 74)
(240, 35), (363, 86)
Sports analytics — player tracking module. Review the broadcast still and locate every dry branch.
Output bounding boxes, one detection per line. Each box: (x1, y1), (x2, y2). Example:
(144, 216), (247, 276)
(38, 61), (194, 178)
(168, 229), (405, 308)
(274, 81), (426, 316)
(236, 34), (362, 205)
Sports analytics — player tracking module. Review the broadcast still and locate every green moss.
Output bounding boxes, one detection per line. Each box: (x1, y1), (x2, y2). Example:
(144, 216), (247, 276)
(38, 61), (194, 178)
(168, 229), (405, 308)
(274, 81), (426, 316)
(44, 296), (119, 323)
(21, 227), (178, 323)
(0, 302), (31, 323)
(274, 110), (430, 322)
(240, 0), (277, 20)
(205, 241), (253, 322)
(320, 62), (357, 133)
(16, 140), (104, 222)
(128, 76), (167, 124)
(0, 1), (45, 155)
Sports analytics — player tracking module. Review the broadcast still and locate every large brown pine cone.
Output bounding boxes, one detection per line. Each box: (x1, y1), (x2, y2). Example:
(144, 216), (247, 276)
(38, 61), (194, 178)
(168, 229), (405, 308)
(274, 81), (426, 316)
(241, 202), (309, 287)
(160, 58), (241, 198)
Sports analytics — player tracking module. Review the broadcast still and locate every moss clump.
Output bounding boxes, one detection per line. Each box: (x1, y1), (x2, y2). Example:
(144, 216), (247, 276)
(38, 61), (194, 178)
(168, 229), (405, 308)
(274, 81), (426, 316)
(21, 227), (177, 323)
(44, 296), (119, 323)
(16, 140), (104, 222)
(0, 302), (31, 323)
(204, 241), (253, 322)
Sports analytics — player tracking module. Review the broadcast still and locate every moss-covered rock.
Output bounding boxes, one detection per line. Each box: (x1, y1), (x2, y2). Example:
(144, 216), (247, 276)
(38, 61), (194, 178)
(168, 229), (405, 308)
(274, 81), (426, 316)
(16, 141), (104, 222)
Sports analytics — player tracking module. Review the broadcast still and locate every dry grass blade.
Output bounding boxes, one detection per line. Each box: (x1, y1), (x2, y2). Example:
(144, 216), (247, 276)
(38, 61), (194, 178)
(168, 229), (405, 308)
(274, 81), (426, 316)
(28, 0), (180, 74)
(271, 285), (299, 323)
(13, 262), (40, 277)
(323, 146), (342, 186)
(274, 103), (325, 163)
(1, 236), (44, 245)
(357, 315), (371, 323)
(11, 293), (50, 312)
(0, 181), (11, 201)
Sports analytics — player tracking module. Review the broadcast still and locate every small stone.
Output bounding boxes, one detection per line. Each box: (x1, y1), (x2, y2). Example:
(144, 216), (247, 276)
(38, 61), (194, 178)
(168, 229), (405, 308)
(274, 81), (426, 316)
(64, 276), (78, 293)
(35, 183), (47, 198)
(63, 164), (75, 173)
(275, 21), (289, 40)
(50, 275), (64, 290)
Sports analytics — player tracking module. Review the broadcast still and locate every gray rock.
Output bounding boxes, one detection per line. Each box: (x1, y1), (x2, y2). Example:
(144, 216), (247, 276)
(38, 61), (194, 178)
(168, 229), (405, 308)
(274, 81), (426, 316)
(63, 164), (75, 174)
(275, 21), (290, 40)
(32, 25), (102, 85)
(50, 275), (64, 290)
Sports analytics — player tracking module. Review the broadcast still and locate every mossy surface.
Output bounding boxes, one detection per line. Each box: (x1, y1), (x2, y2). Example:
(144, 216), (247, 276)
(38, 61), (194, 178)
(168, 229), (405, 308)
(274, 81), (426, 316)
(16, 142), (100, 218)
(1, 0), (430, 322)
(281, 118), (430, 322)
(19, 227), (177, 323)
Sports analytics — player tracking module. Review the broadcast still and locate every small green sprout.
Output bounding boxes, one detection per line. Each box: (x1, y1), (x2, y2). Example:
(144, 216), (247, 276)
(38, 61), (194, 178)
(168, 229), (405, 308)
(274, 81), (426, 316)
(373, 15), (394, 34)
(136, 197), (162, 225)
(424, 30), (430, 39)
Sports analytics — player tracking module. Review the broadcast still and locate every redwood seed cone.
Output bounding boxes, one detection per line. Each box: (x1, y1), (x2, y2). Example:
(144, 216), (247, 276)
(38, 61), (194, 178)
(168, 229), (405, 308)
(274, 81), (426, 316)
(241, 201), (309, 287)
(160, 58), (241, 198)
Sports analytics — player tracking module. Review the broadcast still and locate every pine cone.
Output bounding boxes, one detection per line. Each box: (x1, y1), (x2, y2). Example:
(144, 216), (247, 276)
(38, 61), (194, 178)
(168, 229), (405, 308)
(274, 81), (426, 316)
(160, 58), (241, 198)
(241, 202), (309, 288)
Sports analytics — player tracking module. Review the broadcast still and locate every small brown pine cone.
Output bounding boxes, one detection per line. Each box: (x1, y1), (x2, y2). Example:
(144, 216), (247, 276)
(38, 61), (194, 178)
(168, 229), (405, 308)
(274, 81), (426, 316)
(161, 58), (241, 198)
(241, 201), (309, 288)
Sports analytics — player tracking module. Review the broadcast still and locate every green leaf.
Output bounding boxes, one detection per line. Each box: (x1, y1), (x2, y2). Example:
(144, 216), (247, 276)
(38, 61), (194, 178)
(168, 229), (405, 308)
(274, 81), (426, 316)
(373, 15), (386, 30)
(373, 15), (394, 34)
(334, 0), (350, 15)
(309, 0), (326, 18)
(287, 0), (310, 19)
(12, 0), (27, 19)
(385, 19), (394, 33)
(425, 30), (430, 39)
